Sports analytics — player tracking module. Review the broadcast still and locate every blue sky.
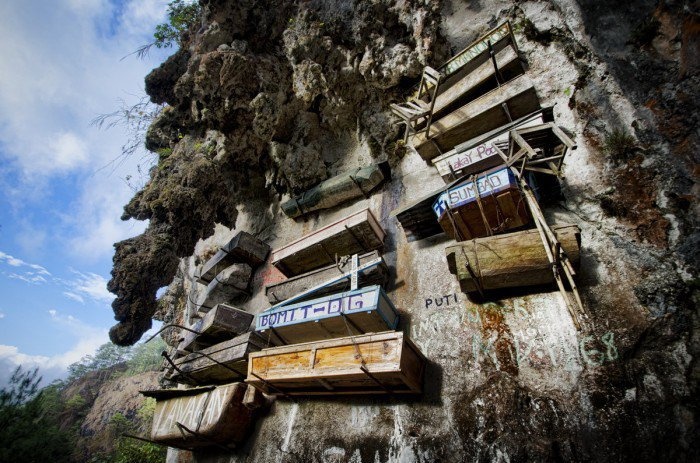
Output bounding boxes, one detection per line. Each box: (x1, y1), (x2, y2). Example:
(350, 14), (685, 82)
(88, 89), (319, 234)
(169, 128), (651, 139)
(0, 0), (175, 386)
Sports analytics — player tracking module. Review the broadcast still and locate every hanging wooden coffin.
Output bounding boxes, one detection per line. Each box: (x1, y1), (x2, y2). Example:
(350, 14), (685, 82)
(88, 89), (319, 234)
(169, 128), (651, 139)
(178, 304), (254, 353)
(256, 285), (399, 346)
(270, 208), (385, 277)
(143, 383), (254, 448)
(281, 163), (390, 219)
(445, 224), (581, 293)
(167, 332), (268, 386)
(411, 77), (540, 161)
(265, 251), (389, 304)
(247, 331), (425, 396)
(433, 166), (530, 241)
(431, 115), (546, 182)
(197, 231), (270, 284)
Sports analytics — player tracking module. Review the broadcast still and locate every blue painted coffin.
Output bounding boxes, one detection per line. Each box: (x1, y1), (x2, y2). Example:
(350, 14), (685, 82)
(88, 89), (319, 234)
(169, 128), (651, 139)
(256, 285), (399, 345)
(431, 166), (529, 241)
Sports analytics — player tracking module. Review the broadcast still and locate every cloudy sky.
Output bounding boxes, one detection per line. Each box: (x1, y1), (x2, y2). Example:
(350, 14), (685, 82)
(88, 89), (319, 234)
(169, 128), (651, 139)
(0, 0), (174, 386)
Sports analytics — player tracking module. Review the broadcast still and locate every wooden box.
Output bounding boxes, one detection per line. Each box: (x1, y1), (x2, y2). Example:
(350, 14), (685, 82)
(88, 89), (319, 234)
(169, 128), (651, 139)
(265, 251), (389, 304)
(433, 166), (530, 240)
(178, 304), (254, 353)
(432, 115), (545, 182)
(445, 224), (581, 293)
(247, 331), (425, 396)
(167, 332), (268, 386)
(270, 208), (385, 277)
(143, 383), (254, 448)
(256, 285), (399, 346)
(197, 231), (270, 284)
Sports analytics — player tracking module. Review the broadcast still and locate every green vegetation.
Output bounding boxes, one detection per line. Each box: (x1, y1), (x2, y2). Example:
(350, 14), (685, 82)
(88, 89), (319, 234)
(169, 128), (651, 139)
(131, 0), (202, 59)
(0, 338), (168, 463)
(153, 0), (201, 49)
(603, 128), (638, 161)
(0, 367), (72, 463)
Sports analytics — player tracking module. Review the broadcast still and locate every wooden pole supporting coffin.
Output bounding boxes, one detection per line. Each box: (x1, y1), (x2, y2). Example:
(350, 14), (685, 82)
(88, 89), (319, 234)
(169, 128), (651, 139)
(197, 232), (270, 284)
(167, 332), (268, 386)
(265, 251), (389, 304)
(270, 208), (385, 277)
(281, 163), (390, 219)
(257, 285), (399, 346)
(445, 224), (581, 293)
(247, 331), (426, 396)
(178, 304), (254, 353)
(433, 166), (530, 240)
(142, 383), (255, 448)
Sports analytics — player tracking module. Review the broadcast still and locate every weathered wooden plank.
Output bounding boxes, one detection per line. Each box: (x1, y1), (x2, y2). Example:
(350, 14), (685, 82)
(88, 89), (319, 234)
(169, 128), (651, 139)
(167, 332), (268, 386)
(178, 304), (254, 353)
(411, 76), (540, 161)
(445, 224), (581, 293)
(433, 166), (530, 240)
(432, 116), (545, 182)
(265, 251), (389, 304)
(197, 232), (270, 284)
(148, 382), (254, 448)
(430, 46), (521, 120)
(270, 208), (385, 277)
(247, 331), (426, 396)
(281, 163), (390, 219)
(256, 285), (399, 346)
(438, 22), (515, 79)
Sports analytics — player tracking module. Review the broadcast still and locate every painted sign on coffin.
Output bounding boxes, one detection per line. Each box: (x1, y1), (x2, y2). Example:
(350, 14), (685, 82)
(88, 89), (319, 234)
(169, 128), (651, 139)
(432, 167), (513, 218)
(257, 286), (380, 330)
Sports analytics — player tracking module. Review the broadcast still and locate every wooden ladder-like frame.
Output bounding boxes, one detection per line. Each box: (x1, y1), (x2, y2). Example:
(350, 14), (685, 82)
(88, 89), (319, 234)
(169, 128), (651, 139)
(390, 66), (442, 143)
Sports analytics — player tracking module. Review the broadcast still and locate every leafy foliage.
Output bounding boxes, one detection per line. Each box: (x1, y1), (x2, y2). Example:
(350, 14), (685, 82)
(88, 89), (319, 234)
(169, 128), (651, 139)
(0, 367), (72, 463)
(154, 0), (201, 49)
(131, 0), (201, 59)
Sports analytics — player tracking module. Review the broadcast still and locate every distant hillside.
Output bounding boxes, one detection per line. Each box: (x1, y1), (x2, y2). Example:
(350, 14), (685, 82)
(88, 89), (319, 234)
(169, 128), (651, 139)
(0, 339), (167, 463)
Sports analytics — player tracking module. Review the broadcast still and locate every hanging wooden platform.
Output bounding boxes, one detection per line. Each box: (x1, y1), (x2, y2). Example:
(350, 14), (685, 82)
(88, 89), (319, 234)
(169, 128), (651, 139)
(445, 224), (581, 293)
(265, 251), (389, 304)
(196, 232), (270, 285)
(433, 166), (530, 241)
(166, 332), (268, 386)
(178, 304), (254, 353)
(411, 76), (540, 161)
(270, 208), (385, 277)
(143, 382), (255, 448)
(246, 331), (425, 396)
(256, 285), (399, 346)
(282, 163), (390, 219)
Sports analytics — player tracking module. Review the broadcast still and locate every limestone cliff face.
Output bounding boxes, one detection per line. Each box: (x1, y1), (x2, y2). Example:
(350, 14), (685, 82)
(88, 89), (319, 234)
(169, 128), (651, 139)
(108, 0), (698, 461)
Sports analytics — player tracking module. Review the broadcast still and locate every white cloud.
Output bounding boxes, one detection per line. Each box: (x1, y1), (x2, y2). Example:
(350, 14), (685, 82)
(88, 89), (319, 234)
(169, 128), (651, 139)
(0, 312), (108, 387)
(0, 312), (5, 319)
(0, 0), (169, 261)
(49, 131), (89, 171)
(67, 270), (114, 303)
(63, 291), (85, 304)
(7, 273), (48, 284)
(0, 251), (51, 275)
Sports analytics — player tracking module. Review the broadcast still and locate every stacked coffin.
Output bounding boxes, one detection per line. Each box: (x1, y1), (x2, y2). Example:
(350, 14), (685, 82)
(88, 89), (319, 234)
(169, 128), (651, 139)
(247, 208), (427, 396)
(142, 231), (272, 450)
(192, 231), (270, 314)
(390, 21), (581, 297)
